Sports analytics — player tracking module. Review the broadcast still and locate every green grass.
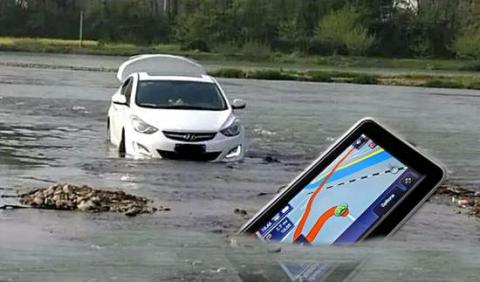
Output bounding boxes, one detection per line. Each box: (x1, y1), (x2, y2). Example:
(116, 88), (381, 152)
(1, 36), (480, 90)
(312, 55), (480, 72)
(422, 77), (480, 89)
(0, 36), (183, 56)
(2, 36), (478, 72)
(208, 67), (480, 89)
(0, 37), (98, 47)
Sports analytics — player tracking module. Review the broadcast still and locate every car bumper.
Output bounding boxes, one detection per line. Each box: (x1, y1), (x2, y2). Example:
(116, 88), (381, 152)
(126, 128), (245, 162)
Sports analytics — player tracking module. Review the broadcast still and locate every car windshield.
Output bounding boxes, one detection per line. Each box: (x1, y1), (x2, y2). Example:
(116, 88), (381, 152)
(135, 80), (227, 111)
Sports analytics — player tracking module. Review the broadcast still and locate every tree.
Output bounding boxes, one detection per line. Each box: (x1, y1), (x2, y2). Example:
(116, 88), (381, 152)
(315, 7), (375, 55)
(412, 0), (462, 57)
(0, 0), (476, 58)
(453, 29), (480, 59)
(296, 0), (320, 37)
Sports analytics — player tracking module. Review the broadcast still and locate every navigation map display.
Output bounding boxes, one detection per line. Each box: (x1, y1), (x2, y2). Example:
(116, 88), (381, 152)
(256, 134), (424, 245)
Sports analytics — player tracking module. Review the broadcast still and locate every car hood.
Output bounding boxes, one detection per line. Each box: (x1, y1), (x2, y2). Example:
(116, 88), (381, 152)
(134, 107), (234, 132)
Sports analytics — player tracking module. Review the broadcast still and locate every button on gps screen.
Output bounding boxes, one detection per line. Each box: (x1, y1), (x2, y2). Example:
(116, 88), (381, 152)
(374, 187), (404, 216)
(402, 174), (418, 189)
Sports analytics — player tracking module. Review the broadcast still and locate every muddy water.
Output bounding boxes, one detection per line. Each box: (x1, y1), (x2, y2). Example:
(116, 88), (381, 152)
(0, 52), (479, 281)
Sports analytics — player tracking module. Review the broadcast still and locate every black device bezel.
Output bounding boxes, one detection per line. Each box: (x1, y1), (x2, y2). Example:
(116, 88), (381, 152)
(239, 118), (446, 241)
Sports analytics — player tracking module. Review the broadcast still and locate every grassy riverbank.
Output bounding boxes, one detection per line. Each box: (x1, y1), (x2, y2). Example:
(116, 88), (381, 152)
(1, 37), (480, 89)
(209, 68), (480, 89)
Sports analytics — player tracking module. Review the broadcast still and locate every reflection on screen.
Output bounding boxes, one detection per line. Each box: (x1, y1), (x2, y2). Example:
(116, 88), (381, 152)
(256, 134), (423, 246)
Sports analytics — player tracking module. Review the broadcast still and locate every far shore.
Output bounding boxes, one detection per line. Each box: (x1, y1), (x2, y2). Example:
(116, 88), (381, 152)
(1, 37), (480, 90)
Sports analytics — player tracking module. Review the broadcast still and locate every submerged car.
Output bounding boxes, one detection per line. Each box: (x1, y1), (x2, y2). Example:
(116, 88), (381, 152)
(107, 54), (246, 161)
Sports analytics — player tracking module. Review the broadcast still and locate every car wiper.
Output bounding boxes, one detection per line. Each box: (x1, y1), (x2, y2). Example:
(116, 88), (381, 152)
(138, 103), (161, 108)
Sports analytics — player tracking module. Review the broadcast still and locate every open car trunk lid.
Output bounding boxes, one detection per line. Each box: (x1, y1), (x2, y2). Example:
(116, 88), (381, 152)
(116, 54), (207, 82)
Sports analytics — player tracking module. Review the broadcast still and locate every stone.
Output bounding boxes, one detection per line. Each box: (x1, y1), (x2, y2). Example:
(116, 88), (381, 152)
(263, 156), (280, 163)
(52, 194), (60, 202)
(55, 200), (64, 209)
(89, 196), (100, 204)
(32, 196), (44, 206)
(234, 208), (248, 216)
(62, 185), (73, 194)
(65, 200), (74, 209)
(44, 197), (53, 206)
(77, 200), (91, 211)
(457, 199), (473, 207)
(45, 186), (56, 196)
(85, 200), (97, 209)
(125, 206), (142, 217)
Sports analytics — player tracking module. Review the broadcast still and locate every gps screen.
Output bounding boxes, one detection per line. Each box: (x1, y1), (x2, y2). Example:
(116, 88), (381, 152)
(256, 134), (424, 245)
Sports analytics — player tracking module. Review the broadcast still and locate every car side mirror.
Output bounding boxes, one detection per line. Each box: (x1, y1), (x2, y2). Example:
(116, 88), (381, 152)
(112, 94), (128, 106)
(231, 99), (246, 110)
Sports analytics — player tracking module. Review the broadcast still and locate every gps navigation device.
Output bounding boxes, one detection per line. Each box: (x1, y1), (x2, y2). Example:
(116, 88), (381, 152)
(240, 118), (446, 245)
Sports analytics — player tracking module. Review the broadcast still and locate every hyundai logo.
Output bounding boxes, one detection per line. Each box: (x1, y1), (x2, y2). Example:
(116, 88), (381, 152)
(183, 134), (197, 141)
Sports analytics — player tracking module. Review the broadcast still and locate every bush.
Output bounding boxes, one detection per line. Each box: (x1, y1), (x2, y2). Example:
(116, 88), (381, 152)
(453, 30), (480, 59)
(459, 62), (480, 71)
(306, 71), (333, 82)
(411, 37), (433, 58)
(210, 68), (245, 78)
(241, 41), (272, 60)
(350, 74), (379, 84)
(424, 79), (463, 89)
(343, 29), (375, 56)
(465, 80), (480, 89)
(247, 69), (297, 80)
(315, 7), (374, 56)
(174, 14), (211, 52)
(211, 41), (240, 56)
(181, 40), (210, 52)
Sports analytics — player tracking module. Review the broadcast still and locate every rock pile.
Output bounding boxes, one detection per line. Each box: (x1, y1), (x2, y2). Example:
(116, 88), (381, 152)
(19, 184), (168, 216)
(437, 182), (480, 217)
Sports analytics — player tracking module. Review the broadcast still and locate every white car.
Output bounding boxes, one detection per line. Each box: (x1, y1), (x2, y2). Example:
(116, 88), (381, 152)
(107, 54), (246, 161)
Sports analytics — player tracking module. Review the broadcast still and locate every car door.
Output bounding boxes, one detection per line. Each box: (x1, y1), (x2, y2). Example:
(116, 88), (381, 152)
(111, 77), (133, 145)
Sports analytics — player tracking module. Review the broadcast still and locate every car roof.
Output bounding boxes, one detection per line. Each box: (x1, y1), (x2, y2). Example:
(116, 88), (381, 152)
(137, 72), (216, 83)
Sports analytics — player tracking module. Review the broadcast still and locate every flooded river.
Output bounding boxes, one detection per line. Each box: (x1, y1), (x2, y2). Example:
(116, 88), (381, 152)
(0, 52), (479, 281)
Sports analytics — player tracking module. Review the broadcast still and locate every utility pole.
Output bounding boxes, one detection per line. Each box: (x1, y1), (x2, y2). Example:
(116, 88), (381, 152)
(79, 10), (84, 47)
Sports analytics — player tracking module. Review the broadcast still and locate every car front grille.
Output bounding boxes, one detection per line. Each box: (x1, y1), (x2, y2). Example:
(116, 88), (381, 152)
(157, 150), (221, 161)
(163, 131), (217, 142)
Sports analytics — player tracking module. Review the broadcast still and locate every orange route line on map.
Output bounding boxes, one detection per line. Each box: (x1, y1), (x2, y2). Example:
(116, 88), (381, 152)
(305, 206), (337, 242)
(306, 206), (350, 242)
(293, 146), (355, 241)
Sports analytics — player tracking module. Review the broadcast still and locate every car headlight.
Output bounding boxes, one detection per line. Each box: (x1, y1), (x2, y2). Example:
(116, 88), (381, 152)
(221, 120), (241, 137)
(130, 115), (158, 134)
